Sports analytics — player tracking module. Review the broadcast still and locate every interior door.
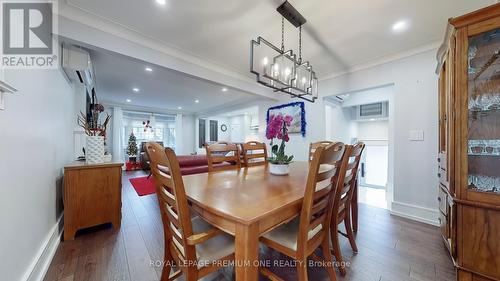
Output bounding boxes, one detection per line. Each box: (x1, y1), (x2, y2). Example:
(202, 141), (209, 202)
(359, 140), (389, 189)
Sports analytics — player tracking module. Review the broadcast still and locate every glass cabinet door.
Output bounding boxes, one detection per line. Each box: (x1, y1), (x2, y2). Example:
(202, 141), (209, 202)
(467, 28), (500, 194)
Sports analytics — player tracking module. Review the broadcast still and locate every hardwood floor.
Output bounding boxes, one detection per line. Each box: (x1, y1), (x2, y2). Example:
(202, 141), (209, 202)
(44, 170), (456, 281)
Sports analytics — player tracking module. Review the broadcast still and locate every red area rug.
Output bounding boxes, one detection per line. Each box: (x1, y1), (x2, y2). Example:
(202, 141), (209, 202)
(129, 176), (156, 196)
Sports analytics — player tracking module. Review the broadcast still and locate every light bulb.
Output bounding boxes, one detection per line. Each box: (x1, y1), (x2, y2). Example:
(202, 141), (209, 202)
(262, 57), (269, 65)
(284, 68), (291, 76)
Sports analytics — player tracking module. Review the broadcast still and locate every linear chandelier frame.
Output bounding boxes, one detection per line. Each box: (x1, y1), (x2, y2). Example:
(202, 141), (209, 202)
(250, 1), (318, 103)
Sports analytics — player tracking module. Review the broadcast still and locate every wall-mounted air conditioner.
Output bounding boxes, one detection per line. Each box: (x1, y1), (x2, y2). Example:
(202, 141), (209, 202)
(354, 101), (388, 121)
(62, 45), (94, 92)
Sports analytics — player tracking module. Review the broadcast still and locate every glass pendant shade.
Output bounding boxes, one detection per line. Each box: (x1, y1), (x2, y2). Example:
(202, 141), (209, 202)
(272, 51), (296, 88)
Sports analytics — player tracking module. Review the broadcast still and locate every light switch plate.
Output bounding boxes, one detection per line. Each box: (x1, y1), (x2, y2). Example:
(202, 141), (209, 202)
(409, 130), (424, 141)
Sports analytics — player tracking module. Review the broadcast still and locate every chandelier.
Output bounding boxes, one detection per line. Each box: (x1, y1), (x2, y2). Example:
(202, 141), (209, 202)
(250, 1), (318, 103)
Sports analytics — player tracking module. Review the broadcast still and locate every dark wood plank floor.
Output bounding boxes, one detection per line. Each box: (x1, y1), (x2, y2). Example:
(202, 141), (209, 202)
(44, 170), (456, 281)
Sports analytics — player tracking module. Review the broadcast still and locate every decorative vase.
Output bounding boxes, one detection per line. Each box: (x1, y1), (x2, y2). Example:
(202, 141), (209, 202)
(269, 163), (290, 176)
(103, 154), (112, 162)
(86, 136), (104, 164)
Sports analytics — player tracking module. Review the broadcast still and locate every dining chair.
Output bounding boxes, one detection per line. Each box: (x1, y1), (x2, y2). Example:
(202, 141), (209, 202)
(330, 142), (365, 276)
(204, 141), (242, 172)
(309, 141), (335, 162)
(259, 142), (346, 281)
(241, 141), (268, 167)
(146, 142), (235, 281)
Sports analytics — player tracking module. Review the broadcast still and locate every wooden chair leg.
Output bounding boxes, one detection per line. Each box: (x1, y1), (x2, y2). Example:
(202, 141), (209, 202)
(330, 226), (346, 276)
(296, 257), (309, 281)
(321, 239), (337, 281)
(352, 180), (359, 232)
(345, 208), (359, 254)
(161, 248), (173, 281)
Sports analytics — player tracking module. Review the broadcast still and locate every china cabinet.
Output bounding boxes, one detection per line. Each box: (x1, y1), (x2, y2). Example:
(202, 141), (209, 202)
(436, 3), (500, 280)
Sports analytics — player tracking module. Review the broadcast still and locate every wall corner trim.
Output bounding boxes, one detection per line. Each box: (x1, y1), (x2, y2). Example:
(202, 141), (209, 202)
(390, 201), (440, 227)
(23, 215), (63, 281)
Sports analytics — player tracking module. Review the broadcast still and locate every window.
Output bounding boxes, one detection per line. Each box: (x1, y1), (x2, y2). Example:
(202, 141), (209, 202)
(210, 120), (218, 142)
(123, 111), (176, 151)
(199, 119), (206, 148)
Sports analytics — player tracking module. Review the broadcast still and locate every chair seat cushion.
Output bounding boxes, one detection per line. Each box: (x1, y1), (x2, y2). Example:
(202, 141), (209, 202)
(180, 165), (209, 175)
(178, 155), (208, 167)
(262, 217), (322, 251)
(191, 217), (235, 269)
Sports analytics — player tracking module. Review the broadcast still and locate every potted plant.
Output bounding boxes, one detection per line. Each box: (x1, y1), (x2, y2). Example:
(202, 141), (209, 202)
(266, 114), (294, 175)
(77, 104), (111, 164)
(126, 132), (138, 163)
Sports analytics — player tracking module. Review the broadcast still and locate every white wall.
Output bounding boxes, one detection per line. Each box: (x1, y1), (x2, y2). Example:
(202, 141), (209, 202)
(180, 114), (195, 155)
(356, 121), (389, 141)
(321, 49), (439, 225)
(0, 69), (75, 281)
(325, 103), (357, 144)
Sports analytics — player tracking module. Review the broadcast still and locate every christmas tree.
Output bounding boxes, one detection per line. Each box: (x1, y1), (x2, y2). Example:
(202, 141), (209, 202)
(126, 132), (138, 157)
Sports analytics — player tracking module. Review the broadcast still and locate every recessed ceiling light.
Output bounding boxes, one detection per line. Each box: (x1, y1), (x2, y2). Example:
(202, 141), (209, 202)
(177, 106), (182, 110)
(145, 67), (153, 72)
(126, 99), (131, 103)
(194, 99), (200, 103)
(132, 88), (140, 92)
(392, 20), (408, 32)
(222, 87), (228, 92)
(156, 0), (166, 5)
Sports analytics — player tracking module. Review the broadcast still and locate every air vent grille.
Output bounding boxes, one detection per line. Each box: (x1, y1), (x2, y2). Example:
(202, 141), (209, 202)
(360, 103), (383, 117)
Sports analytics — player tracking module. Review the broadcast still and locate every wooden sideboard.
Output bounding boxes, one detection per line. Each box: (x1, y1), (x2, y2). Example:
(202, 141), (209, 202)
(63, 161), (123, 241)
(436, 4), (500, 280)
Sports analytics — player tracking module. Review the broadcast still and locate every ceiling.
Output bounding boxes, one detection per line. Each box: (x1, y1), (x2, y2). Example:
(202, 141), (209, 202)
(67, 0), (494, 78)
(88, 48), (262, 114)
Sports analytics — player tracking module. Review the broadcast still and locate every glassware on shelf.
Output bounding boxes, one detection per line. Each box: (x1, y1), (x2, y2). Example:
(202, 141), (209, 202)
(468, 45), (478, 75)
(468, 174), (500, 193)
(468, 140), (500, 156)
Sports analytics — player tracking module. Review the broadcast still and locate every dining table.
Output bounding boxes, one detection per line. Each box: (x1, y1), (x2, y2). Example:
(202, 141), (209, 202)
(182, 161), (311, 281)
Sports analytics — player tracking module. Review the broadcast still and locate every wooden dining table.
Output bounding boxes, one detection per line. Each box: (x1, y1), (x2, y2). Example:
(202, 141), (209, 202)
(182, 161), (310, 281)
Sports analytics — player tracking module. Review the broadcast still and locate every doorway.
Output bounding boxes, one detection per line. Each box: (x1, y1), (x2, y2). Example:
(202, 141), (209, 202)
(325, 84), (394, 210)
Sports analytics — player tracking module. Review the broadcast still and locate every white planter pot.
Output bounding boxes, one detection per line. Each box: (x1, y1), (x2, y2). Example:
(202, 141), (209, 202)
(269, 163), (290, 176)
(86, 136), (104, 164)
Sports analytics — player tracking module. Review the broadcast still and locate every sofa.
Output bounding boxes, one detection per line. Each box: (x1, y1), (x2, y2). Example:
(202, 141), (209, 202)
(140, 141), (163, 169)
(177, 155), (231, 175)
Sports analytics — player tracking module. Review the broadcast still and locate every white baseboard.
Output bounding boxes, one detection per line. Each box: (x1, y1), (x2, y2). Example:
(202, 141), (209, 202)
(23, 215), (63, 281)
(390, 201), (440, 227)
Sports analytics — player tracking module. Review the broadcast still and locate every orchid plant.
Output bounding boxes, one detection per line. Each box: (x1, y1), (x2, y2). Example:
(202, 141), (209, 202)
(266, 114), (294, 165)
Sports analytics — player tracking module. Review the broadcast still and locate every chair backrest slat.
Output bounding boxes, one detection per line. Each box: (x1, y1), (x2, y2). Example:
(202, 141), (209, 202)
(242, 141), (268, 167)
(146, 142), (198, 264)
(297, 142), (346, 252)
(309, 141), (335, 162)
(332, 142), (365, 223)
(205, 141), (242, 172)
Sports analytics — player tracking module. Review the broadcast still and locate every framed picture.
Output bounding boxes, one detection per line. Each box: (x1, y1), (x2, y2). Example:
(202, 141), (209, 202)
(267, 101), (306, 136)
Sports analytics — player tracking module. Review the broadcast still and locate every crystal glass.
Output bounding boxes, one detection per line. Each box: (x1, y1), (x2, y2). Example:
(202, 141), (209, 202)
(467, 28), (500, 194)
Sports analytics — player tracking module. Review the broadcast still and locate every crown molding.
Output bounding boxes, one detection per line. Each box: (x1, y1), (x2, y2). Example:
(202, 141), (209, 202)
(319, 41), (441, 81)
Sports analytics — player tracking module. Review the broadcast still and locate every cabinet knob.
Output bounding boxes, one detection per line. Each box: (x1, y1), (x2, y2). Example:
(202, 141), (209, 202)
(438, 173), (441, 178)
(438, 218), (442, 224)
(438, 197), (441, 202)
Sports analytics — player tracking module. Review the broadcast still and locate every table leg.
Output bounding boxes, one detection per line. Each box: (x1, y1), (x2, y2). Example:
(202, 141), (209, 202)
(235, 222), (259, 281)
(352, 179), (359, 232)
